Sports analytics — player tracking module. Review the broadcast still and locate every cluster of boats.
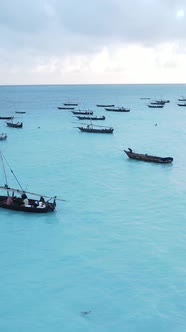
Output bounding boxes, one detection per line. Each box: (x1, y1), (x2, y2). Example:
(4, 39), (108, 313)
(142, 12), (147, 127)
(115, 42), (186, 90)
(0, 97), (175, 215)
(147, 99), (170, 108)
(57, 101), (131, 134)
(177, 97), (186, 107)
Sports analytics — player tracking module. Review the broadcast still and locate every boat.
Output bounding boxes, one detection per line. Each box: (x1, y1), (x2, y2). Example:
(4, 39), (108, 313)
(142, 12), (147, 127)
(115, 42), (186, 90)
(105, 107), (130, 112)
(72, 110), (93, 115)
(96, 104), (115, 107)
(0, 116), (14, 120)
(75, 115), (105, 120)
(0, 152), (64, 213)
(6, 121), (23, 128)
(124, 148), (173, 164)
(150, 101), (166, 105)
(77, 124), (114, 134)
(155, 99), (170, 103)
(15, 111), (26, 114)
(57, 106), (75, 110)
(147, 104), (164, 108)
(178, 97), (186, 101)
(64, 103), (78, 106)
(0, 133), (7, 141)
(177, 103), (186, 107)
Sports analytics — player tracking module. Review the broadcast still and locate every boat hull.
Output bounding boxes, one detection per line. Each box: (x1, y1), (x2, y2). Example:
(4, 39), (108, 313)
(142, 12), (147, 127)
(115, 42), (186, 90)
(78, 127), (113, 134)
(76, 116), (105, 120)
(0, 196), (56, 213)
(105, 108), (130, 112)
(124, 150), (173, 163)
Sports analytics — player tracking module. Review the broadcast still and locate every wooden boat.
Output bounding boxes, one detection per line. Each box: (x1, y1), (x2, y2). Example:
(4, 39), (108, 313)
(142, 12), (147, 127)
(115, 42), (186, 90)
(57, 106), (75, 110)
(0, 116), (14, 120)
(147, 104), (164, 108)
(15, 111), (26, 114)
(124, 148), (173, 164)
(155, 99), (170, 103)
(178, 98), (186, 101)
(6, 121), (23, 128)
(77, 124), (114, 134)
(76, 115), (105, 120)
(177, 103), (186, 107)
(96, 104), (115, 107)
(150, 101), (166, 105)
(0, 133), (7, 141)
(64, 103), (78, 106)
(72, 110), (93, 115)
(0, 152), (64, 213)
(105, 107), (130, 112)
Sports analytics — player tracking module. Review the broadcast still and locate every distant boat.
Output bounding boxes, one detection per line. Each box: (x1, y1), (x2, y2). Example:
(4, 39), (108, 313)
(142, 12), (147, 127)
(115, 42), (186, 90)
(72, 110), (93, 115)
(155, 99), (170, 103)
(105, 107), (130, 112)
(0, 116), (14, 120)
(0, 133), (7, 141)
(178, 97), (186, 101)
(6, 121), (23, 128)
(147, 104), (164, 108)
(57, 106), (75, 110)
(140, 97), (151, 100)
(124, 148), (173, 164)
(75, 115), (105, 120)
(63, 103), (78, 106)
(177, 103), (186, 107)
(77, 124), (113, 134)
(96, 104), (115, 107)
(15, 111), (26, 114)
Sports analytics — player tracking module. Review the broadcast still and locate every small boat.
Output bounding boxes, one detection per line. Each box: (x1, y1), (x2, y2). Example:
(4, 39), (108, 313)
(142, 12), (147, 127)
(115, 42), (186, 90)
(77, 124), (114, 134)
(177, 103), (186, 107)
(64, 103), (78, 106)
(147, 104), (164, 108)
(0, 133), (7, 141)
(178, 97), (186, 101)
(140, 98), (151, 100)
(105, 107), (130, 112)
(57, 106), (75, 110)
(96, 104), (115, 107)
(76, 115), (105, 120)
(72, 110), (93, 115)
(0, 152), (64, 213)
(15, 111), (26, 114)
(6, 121), (23, 128)
(0, 116), (14, 120)
(155, 99), (170, 103)
(124, 148), (173, 164)
(150, 101), (166, 105)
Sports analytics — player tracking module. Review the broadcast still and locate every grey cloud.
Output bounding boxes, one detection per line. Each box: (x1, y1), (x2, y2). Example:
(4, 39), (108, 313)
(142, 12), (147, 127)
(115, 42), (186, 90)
(0, 0), (186, 56)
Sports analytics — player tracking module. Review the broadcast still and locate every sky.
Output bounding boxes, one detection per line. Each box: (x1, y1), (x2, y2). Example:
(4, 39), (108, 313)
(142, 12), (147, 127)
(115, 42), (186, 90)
(0, 0), (186, 85)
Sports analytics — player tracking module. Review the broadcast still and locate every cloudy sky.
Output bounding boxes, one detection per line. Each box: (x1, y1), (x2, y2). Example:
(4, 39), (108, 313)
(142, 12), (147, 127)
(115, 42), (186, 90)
(0, 0), (186, 85)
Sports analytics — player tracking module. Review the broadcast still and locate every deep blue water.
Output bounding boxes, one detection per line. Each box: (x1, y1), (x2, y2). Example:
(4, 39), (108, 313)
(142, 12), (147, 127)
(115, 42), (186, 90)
(0, 84), (186, 332)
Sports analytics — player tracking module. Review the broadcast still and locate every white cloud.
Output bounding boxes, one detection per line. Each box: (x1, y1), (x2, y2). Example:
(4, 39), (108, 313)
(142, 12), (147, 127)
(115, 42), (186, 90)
(0, 0), (186, 84)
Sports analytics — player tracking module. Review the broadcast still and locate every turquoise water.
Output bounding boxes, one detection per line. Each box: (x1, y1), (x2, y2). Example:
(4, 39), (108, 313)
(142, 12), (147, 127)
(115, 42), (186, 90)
(0, 84), (186, 331)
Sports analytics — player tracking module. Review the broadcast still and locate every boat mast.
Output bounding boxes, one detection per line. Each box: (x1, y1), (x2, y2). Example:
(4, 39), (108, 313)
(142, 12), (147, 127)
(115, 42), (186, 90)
(0, 151), (9, 195)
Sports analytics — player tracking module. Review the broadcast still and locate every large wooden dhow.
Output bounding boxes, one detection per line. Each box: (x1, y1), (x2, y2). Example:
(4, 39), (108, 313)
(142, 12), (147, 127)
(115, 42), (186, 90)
(76, 123), (114, 134)
(124, 148), (173, 164)
(105, 107), (130, 112)
(0, 152), (64, 213)
(75, 115), (105, 121)
(6, 121), (23, 128)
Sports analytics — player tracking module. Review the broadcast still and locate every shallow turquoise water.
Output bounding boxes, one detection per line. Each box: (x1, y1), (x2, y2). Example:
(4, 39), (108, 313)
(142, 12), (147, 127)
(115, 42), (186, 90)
(0, 84), (186, 331)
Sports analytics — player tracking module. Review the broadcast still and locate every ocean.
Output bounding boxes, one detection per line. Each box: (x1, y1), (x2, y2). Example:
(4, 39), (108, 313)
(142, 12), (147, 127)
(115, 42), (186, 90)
(0, 84), (186, 332)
